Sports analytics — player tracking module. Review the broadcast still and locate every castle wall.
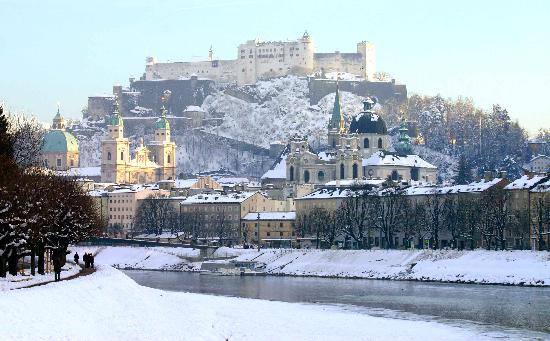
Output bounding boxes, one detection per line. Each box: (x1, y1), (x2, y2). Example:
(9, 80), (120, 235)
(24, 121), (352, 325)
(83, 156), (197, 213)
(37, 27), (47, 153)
(313, 53), (365, 78)
(145, 59), (238, 83)
(87, 96), (114, 121)
(308, 78), (407, 105)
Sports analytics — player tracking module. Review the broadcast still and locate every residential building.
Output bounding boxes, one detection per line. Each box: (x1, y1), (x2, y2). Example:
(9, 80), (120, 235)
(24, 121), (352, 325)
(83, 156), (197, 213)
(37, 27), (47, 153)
(242, 212), (296, 248)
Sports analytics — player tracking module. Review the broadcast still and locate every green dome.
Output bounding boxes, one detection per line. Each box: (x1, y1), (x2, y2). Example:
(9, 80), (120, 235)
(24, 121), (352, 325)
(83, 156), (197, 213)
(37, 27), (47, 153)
(107, 113), (124, 126)
(42, 130), (79, 153)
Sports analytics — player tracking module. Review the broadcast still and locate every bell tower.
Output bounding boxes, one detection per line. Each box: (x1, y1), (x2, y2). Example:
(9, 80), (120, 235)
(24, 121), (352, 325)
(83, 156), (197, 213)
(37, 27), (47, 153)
(148, 105), (177, 180)
(101, 99), (130, 183)
(327, 81), (346, 150)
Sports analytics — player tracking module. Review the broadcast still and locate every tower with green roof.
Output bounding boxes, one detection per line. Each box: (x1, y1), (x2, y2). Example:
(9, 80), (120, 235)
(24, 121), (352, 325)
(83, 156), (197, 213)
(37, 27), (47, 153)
(101, 98), (130, 183)
(394, 118), (413, 155)
(148, 104), (176, 180)
(327, 81), (346, 149)
(41, 106), (79, 170)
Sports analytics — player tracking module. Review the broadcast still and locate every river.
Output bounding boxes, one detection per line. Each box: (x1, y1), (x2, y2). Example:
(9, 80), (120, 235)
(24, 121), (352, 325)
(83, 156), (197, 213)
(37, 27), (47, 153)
(124, 270), (550, 337)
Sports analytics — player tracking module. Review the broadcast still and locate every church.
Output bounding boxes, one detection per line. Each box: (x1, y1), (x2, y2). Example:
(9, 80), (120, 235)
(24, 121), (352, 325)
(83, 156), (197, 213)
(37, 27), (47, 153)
(284, 85), (437, 186)
(100, 101), (176, 184)
(42, 108), (80, 171)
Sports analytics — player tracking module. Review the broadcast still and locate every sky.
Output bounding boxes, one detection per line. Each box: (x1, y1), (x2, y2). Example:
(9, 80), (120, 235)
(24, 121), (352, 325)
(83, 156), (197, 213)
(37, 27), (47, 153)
(1, 0), (549, 134)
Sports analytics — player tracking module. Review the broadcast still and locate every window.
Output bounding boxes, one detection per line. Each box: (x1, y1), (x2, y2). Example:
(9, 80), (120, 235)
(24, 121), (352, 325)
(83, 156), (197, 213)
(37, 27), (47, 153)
(352, 163), (358, 179)
(340, 164), (345, 179)
(43, 159), (48, 167)
(304, 170), (310, 183)
(107, 152), (111, 161)
(120, 151), (124, 160)
(391, 170), (399, 181)
(411, 168), (419, 181)
(317, 171), (325, 182)
(267, 232), (271, 236)
(332, 139), (336, 148)
(56, 159), (62, 167)
(280, 232), (283, 237)
(364, 138), (369, 148)
(70, 159), (74, 167)
(378, 138), (383, 149)
(289, 166), (294, 181)
(279, 222), (283, 227)
(167, 154), (171, 164)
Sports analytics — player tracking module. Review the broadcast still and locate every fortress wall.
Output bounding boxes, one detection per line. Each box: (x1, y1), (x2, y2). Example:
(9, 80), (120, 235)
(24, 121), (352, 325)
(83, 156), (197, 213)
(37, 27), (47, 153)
(313, 53), (366, 78)
(308, 78), (407, 105)
(146, 59), (238, 83)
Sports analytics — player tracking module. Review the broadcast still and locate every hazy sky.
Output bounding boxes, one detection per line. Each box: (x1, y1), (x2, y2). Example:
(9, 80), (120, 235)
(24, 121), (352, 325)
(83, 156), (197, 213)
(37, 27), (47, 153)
(1, 0), (549, 134)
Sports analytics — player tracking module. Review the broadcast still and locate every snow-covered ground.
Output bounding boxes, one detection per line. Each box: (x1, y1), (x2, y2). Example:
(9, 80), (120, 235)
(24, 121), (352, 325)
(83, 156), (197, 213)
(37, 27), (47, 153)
(70, 246), (201, 271)
(0, 264), (523, 340)
(0, 262), (80, 291)
(233, 249), (550, 286)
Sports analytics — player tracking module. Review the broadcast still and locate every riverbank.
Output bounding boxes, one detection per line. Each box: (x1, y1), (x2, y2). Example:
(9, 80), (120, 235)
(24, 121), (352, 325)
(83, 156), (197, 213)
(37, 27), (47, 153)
(235, 249), (550, 286)
(0, 265), (524, 340)
(0, 262), (81, 291)
(73, 246), (550, 286)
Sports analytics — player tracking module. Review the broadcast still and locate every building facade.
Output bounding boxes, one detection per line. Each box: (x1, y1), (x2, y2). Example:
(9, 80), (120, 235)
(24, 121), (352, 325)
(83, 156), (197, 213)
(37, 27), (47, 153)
(100, 102), (177, 184)
(242, 212), (296, 247)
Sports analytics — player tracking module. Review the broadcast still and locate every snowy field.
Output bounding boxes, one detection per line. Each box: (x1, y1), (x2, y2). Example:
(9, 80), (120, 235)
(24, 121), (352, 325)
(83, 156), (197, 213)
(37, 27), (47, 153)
(233, 249), (550, 286)
(0, 265), (527, 340)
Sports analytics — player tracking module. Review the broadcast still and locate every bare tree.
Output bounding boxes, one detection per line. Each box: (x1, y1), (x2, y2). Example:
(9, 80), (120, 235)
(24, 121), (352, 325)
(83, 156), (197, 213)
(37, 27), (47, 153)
(373, 186), (408, 249)
(424, 191), (445, 249)
(133, 194), (176, 236)
(8, 112), (46, 169)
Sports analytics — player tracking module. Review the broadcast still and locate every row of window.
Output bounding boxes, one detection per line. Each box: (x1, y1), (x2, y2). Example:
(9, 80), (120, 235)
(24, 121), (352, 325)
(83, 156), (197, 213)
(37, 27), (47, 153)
(109, 214), (133, 220)
(43, 159), (75, 167)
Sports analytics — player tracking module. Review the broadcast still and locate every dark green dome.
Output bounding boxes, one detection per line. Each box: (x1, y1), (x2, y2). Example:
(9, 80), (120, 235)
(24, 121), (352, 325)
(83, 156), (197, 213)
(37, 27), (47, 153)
(349, 99), (387, 135)
(42, 130), (79, 153)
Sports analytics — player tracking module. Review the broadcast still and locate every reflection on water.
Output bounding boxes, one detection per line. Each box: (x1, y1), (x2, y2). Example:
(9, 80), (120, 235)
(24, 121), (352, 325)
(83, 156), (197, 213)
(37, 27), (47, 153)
(124, 270), (550, 336)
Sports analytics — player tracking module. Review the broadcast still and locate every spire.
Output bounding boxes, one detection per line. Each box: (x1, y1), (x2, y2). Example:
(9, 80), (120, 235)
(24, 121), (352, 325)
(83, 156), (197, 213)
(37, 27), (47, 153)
(329, 80), (345, 132)
(209, 45), (213, 61)
(108, 97), (124, 127)
(394, 118), (413, 155)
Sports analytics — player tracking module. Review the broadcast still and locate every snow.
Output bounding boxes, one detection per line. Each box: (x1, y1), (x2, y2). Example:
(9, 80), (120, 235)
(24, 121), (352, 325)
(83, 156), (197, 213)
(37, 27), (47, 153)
(183, 105), (205, 112)
(531, 178), (550, 193)
(242, 211), (296, 221)
(233, 249), (550, 286)
(56, 166), (101, 177)
(0, 264), (513, 340)
(363, 151), (437, 169)
(406, 178), (505, 196)
(324, 179), (386, 187)
(174, 178), (198, 188)
(504, 174), (547, 190)
(0, 263), (81, 291)
(261, 151), (287, 179)
(69, 246), (199, 271)
(299, 187), (358, 199)
(181, 191), (258, 204)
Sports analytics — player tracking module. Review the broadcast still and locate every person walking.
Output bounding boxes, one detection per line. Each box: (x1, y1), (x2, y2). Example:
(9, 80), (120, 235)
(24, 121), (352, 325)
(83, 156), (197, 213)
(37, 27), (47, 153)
(73, 252), (79, 265)
(53, 255), (61, 282)
(83, 253), (89, 268)
(90, 254), (94, 269)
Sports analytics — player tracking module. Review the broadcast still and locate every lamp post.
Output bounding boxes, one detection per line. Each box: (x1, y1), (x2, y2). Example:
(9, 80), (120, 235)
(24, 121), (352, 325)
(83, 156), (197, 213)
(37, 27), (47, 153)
(257, 212), (261, 252)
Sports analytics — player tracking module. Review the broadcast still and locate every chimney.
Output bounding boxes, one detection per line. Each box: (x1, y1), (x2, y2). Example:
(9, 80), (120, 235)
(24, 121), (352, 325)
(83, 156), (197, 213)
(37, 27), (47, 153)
(484, 171), (493, 181)
(499, 171), (507, 179)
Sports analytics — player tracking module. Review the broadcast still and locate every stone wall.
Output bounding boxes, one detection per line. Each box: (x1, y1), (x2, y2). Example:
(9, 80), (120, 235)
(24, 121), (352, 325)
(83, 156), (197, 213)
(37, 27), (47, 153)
(308, 78), (407, 105)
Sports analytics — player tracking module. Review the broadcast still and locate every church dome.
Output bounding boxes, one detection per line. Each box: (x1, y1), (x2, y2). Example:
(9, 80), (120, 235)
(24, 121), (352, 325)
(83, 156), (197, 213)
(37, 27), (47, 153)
(156, 105), (170, 130)
(348, 98), (387, 135)
(42, 130), (79, 153)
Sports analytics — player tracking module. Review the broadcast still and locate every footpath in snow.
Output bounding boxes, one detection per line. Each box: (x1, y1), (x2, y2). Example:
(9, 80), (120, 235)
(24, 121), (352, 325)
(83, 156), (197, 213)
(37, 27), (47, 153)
(233, 249), (550, 286)
(0, 264), (532, 340)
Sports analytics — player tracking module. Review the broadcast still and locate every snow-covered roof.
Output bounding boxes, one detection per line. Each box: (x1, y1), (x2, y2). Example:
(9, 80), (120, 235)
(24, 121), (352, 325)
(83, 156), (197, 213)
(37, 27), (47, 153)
(184, 105), (205, 112)
(504, 175), (548, 190)
(110, 184), (158, 194)
(57, 166), (101, 177)
(242, 212), (296, 221)
(406, 178), (505, 196)
(298, 188), (359, 200)
(87, 190), (108, 197)
(531, 179), (550, 193)
(261, 153), (287, 180)
(174, 179), (198, 188)
(317, 151), (335, 161)
(181, 191), (258, 204)
(362, 151), (437, 169)
(324, 179), (386, 187)
(216, 177), (250, 185)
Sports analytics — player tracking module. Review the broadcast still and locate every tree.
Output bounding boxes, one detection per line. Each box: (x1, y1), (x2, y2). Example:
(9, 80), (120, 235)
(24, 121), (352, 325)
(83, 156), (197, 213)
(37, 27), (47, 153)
(8, 112), (45, 168)
(340, 192), (371, 249)
(532, 194), (550, 251)
(424, 191), (445, 249)
(133, 194), (175, 236)
(455, 155), (472, 184)
(373, 186), (408, 249)
(0, 106), (14, 159)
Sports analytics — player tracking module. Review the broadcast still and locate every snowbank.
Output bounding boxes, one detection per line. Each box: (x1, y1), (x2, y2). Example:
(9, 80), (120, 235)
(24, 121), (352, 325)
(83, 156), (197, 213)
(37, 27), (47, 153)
(70, 246), (199, 271)
(0, 265), (506, 340)
(234, 249), (550, 286)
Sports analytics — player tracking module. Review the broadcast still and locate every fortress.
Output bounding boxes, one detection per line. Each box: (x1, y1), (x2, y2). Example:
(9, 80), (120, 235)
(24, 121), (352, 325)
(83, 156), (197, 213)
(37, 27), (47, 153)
(144, 32), (376, 85)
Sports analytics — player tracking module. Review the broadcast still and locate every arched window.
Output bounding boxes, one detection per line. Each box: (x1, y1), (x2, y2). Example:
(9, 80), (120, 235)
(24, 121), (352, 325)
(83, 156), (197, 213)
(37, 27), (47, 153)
(332, 139), (336, 148)
(378, 138), (383, 149)
(364, 138), (370, 148)
(391, 170), (399, 181)
(120, 151), (124, 161)
(289, 166), (294, 181)
(317, 171), (325, 182)
(167, 154), (171, 164)
(340, 164), (345, 179)
(304, 170), (310, 183)
(107, 152), (112, 161)
(352, 163), (358, 179)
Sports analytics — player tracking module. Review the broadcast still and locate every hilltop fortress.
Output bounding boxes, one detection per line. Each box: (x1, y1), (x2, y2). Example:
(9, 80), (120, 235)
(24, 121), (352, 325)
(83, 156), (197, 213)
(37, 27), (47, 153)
(144, 32), (376, 85)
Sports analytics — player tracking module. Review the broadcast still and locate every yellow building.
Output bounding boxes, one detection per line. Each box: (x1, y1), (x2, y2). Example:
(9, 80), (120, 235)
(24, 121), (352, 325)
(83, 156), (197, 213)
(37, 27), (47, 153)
(41, 108), (80, 170)
(101, 102), (176, 184)
(242, 211), (296, 247)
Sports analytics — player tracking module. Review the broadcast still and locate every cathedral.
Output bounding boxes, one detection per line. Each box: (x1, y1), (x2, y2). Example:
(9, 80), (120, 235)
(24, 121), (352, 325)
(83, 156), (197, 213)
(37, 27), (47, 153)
(285, 84), (437, 186)
(42, 108), (80, 171)
(100, 101), (176, 184)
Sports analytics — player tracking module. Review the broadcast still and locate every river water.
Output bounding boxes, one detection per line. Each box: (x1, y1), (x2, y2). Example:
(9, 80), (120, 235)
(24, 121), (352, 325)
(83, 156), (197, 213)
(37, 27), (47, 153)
(124, 270), (550, 337)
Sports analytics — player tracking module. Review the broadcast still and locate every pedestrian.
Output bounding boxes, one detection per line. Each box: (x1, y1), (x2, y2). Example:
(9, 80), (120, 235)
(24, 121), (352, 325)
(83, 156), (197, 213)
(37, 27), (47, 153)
(74, 252), (79, 265)
(83, 253), (89, 268)
(90, 254), (94, 269)
(53, 255), (61, 282)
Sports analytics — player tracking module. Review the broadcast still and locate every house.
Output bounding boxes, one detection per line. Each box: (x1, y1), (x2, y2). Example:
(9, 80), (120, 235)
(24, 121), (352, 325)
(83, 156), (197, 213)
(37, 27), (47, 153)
(242, 211), (296, 248)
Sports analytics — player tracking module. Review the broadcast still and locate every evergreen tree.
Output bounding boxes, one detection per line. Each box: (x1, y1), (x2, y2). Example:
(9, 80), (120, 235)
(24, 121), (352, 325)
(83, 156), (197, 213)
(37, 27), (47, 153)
(455, 155), (472, 184)
(0, 106), (14, 159)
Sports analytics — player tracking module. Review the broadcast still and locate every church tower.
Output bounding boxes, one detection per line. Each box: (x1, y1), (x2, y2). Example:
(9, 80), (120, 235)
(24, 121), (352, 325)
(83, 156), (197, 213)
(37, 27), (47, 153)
(101, 99), (130, 183)
(148, 105), (177, 180)
(327, 81), (346, 149)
